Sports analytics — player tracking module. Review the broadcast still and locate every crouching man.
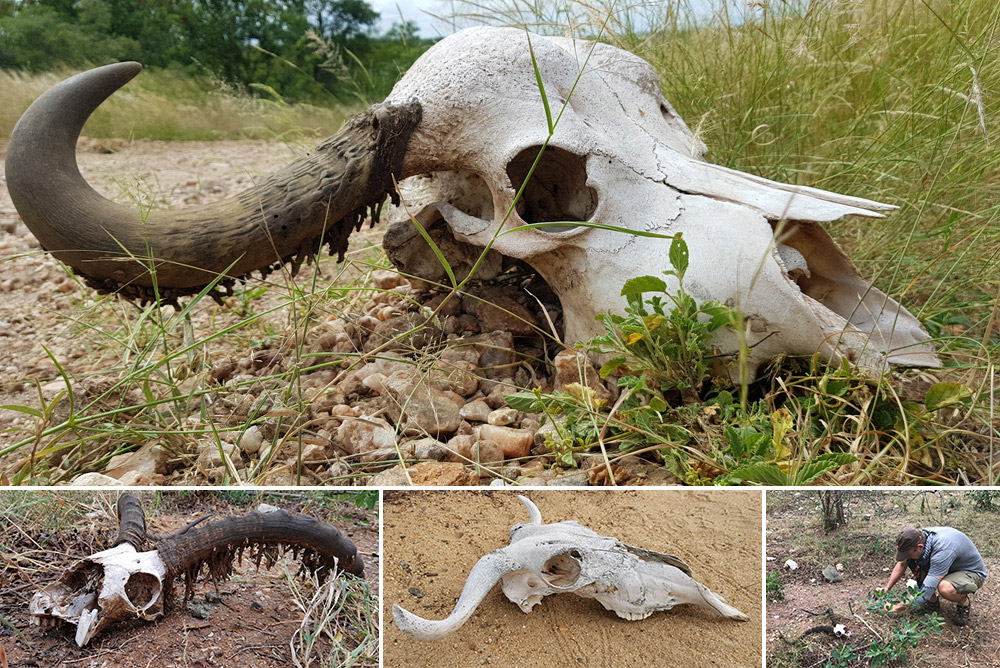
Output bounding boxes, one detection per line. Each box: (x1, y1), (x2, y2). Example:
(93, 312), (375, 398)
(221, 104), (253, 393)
(884, 527), (987, 626)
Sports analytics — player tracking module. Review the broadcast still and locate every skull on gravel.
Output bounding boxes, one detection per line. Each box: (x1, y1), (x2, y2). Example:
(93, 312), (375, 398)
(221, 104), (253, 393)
(383, 27), (939, 377)
(393, 495), (747, 640)
(8, 27), (939, 378)
(29, 543), (168, 647)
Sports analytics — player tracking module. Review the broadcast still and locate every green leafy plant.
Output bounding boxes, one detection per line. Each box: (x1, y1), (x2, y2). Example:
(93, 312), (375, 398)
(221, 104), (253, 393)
(856, 587), (946, 666)
(824, 643), (857, 668)
(506, 237), (859, 485)
(766, 571), (785, 601)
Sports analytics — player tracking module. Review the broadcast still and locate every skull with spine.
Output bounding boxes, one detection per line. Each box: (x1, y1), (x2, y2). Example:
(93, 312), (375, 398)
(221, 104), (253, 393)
(393, 495), (748, 640)
(5, 27), (938, 377)
(29, 494), (363, 646)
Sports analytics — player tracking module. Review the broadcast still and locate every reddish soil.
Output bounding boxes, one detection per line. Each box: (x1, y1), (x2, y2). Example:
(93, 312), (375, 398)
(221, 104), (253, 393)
(0, 491), (378, 667)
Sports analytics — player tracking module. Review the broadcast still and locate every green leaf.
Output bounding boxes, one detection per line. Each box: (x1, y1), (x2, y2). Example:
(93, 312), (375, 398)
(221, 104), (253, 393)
(504, 392), (545, 412)
(791, 454), (857, 485)
(924, 382), (972, 411)
(525, 30), (554, 134)
(0, 404), (43, 418)
(621, 275), (667, 297)
(669, 234), (689, 279)
(599, 356), (627, 379)
(729, 463), (787, 485)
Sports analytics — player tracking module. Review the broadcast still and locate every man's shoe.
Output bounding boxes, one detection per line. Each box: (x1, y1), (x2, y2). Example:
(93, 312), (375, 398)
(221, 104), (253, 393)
(954, 601), (971, 627)
(924, 599), (940, 613)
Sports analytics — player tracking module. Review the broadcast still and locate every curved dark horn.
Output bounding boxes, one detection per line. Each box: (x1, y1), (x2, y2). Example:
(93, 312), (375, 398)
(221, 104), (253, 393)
(6, 62), (421, 302)
(155, 508), (364, 585)
(114, 493), (148, 551)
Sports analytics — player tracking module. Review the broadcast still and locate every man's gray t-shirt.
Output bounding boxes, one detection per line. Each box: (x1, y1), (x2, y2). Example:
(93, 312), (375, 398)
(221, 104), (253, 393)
(909, 526), (987, 606)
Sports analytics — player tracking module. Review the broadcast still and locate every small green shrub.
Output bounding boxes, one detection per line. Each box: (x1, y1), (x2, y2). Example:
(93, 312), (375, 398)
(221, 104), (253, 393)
(824, 644), (857, 668)
(766, 572), (785, 601)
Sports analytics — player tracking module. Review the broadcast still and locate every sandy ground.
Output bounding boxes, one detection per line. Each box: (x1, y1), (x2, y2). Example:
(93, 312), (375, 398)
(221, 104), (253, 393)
(382, 489), (763, 668)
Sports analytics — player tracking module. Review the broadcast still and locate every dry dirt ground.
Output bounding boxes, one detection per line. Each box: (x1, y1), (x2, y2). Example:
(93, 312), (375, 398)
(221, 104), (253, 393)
(382, 489), (763, 668)
(766, 492), (1000, 668)
(0, 490), (378, 667)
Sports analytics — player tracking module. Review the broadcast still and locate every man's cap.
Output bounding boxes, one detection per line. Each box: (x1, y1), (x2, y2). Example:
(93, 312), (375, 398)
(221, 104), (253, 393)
(895, 528), (924, 561)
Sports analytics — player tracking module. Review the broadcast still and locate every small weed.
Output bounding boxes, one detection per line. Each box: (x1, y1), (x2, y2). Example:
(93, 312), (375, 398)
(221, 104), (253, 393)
(766, 572), (785, 602)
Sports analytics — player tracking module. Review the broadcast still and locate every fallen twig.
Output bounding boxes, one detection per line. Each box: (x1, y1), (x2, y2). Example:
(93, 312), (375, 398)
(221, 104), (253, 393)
(849, 600), (882, 641)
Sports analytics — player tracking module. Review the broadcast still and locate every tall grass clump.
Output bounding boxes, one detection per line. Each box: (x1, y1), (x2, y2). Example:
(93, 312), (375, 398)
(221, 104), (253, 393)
(0, 66), (359, 141)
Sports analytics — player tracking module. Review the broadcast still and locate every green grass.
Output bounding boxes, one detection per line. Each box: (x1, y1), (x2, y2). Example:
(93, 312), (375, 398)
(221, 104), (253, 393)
(0, 0), (997, 485)
(0, 65), (359, 141)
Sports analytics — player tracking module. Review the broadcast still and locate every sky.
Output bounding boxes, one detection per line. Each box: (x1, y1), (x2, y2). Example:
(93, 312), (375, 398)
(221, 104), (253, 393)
(369, 1), (728, 39)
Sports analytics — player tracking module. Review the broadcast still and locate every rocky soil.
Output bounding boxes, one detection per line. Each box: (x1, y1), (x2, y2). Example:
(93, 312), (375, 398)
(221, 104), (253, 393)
(0, 138), (680, 486)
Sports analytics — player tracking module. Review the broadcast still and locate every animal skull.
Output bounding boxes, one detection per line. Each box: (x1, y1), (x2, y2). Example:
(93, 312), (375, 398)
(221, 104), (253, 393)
(382, 27), (939, 377)
(6, 27), (939, 377)
(29, 543), (168, 647)
(28, 494), (364, 646)
(392, 495), (748, 640)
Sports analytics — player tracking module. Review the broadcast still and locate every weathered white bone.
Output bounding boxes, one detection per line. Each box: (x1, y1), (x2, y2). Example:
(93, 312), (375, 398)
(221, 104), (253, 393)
(29, 543), (168, 647)
(384, 27), (939, 378)
(392, 495), (748, 640)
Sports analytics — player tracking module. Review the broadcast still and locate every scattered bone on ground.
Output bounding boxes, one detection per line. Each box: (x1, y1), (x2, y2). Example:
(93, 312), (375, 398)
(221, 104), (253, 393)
(383, 489), (762, 668)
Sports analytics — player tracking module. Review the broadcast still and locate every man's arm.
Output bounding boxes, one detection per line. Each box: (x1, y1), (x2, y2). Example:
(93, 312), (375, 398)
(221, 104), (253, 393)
(885, 560), (908, 591)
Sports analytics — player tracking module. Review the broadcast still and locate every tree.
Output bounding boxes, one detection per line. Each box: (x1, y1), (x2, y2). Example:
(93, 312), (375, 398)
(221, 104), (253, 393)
(820, 490), (847, 531)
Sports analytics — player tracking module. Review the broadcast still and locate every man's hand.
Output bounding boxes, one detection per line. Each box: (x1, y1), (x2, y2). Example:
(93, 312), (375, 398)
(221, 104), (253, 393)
(890, 602), (907, 614)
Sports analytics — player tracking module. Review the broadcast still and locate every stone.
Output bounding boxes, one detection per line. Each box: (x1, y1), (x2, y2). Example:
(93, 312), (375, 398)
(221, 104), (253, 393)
(466, 287), (539, 335)
(411, 437), (449, 461)
(336, 416), (397, 455)
(105, 442), (172, 477)
(822, 565), (843, 583)
(370, 464), (413, 486)
(469, 331), (516, 379)
(372, 269), (409, 290)
(446, 434), (475, 462)
(238, 426), (265, 454)
(459, 400), (491, 423)
(552, 349), (612, 404)
(198, 440), (239, 469)
(548, 470), (590, 486)
(410, 462), (478, 486)
(298, 443), (328, 463)
(477, 424), (533, 458)
(379, 372), (463, 437)
(70, 473), (123, 486)
(487, 407), (519, 426)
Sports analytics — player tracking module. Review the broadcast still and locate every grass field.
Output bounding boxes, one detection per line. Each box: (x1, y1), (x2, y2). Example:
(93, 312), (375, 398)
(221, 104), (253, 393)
(0, 0), (997, 485)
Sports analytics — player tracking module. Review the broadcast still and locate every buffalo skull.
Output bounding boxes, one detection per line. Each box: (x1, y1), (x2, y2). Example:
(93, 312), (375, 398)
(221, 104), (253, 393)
(29, 494), (363, 646)
(392, 495), (748, 640)
(5, 27), (938, 377)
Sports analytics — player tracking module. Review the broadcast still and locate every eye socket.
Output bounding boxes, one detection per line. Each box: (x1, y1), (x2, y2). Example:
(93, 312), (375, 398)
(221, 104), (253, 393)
(506, 145), (597, 233)
(541, 551), (582, 587)
(124, 572), (161, 609)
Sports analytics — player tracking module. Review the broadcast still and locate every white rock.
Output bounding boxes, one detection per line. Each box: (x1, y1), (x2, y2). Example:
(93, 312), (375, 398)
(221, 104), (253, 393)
(71, 473), (122, 486)
(238, 426), (265, 454)
(784, 560), (798, 570)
